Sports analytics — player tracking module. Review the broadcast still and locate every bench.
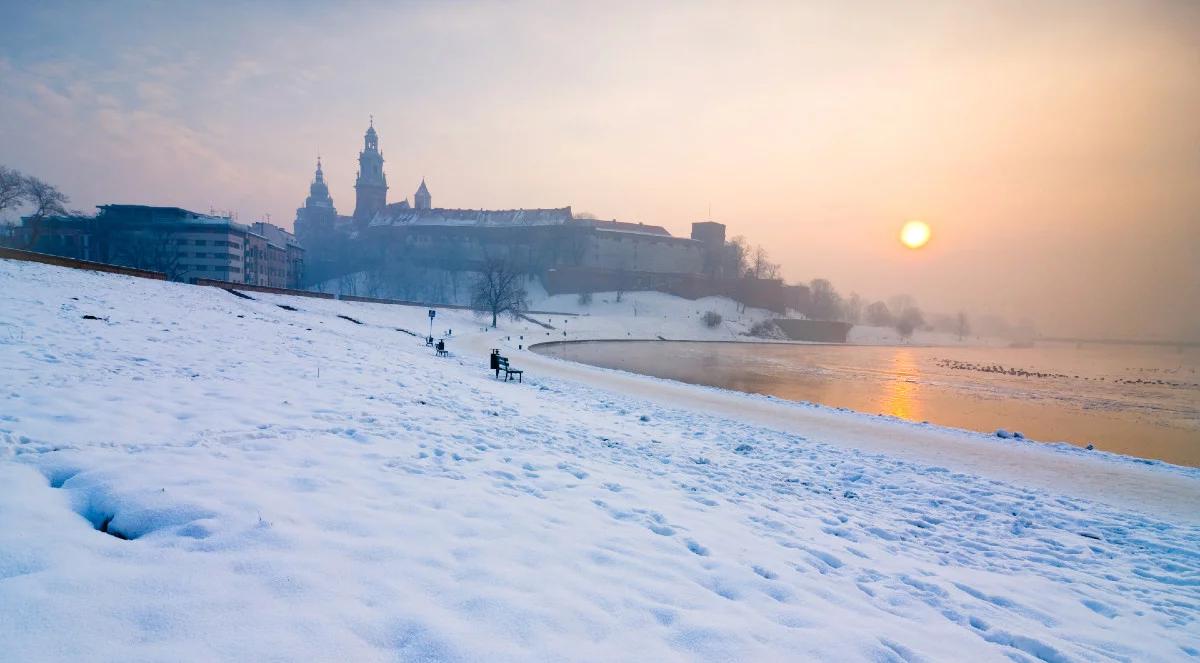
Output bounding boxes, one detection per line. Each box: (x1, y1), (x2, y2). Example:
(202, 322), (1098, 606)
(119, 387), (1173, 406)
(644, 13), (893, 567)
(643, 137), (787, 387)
(495, 356), (523, 382)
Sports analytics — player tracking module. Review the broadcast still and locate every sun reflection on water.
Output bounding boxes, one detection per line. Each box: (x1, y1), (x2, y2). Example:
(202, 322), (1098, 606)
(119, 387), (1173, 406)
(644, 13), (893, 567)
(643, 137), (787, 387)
(881, 349), (922, 421)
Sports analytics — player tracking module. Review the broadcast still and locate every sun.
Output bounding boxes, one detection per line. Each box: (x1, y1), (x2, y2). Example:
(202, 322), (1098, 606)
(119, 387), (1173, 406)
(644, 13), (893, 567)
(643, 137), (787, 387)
(899, 220), (931, 249)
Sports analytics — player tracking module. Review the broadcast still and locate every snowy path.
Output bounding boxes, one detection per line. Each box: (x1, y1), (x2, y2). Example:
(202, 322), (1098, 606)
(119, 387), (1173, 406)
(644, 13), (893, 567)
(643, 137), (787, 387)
(1, 259), (1198, 662)
(500, 338), (1200, 524)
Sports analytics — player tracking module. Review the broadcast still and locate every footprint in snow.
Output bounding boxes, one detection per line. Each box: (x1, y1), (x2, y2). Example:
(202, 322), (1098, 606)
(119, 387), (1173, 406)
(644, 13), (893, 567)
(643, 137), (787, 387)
(752, 565), (777, 580)
(556, 462), (588, 479)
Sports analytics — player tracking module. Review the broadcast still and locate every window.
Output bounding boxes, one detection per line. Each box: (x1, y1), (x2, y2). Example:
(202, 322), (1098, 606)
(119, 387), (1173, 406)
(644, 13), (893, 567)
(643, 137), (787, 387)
(230, 266), (241, 273)
(195, 239), (208, 246)
(195, 265), (208, 271)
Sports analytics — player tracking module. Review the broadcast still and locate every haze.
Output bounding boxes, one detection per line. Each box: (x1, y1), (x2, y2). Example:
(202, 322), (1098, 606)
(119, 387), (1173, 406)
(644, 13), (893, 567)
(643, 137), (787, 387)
(1, 1), (1197, 340)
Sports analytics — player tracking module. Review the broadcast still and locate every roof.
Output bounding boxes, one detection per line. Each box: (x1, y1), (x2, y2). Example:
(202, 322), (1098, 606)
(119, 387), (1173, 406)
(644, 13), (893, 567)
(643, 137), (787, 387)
(99, 204), (199, 217)
(370, 205), (574, 228)
(97, 204), (244, 229)
(590, 220), (672, 237)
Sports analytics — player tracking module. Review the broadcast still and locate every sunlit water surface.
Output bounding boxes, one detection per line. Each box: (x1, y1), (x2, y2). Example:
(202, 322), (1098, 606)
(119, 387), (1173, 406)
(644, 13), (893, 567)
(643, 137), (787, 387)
(534, 340), (1200, 467)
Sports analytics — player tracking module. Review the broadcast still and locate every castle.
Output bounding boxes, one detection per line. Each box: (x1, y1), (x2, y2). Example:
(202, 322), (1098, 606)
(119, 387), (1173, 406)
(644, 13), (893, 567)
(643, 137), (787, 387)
(293, 119), (758, 304)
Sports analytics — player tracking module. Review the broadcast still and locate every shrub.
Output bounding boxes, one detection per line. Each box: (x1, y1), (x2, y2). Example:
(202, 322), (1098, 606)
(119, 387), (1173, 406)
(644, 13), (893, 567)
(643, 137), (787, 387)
(748, 320), (784, 338)
(701, 311), (722, 328)
(577, 291), (593, 306)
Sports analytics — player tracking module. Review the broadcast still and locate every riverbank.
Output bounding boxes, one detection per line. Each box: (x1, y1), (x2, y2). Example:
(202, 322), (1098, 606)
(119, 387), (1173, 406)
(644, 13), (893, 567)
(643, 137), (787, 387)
(3, 259), (1198, 661)
(521, 289), (1010, 347)
(529, 339), (1200, 467)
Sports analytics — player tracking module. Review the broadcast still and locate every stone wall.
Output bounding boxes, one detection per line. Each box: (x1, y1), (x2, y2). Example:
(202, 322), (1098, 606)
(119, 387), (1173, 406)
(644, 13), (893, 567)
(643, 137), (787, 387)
(580, 232), (704, 275)
(0, 247), (166, 280)
(772, 319), (853, 343)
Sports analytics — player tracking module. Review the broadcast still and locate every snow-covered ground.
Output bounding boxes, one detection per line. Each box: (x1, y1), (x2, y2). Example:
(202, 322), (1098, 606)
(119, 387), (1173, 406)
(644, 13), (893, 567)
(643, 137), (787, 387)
(2, 259), (1198, 662)
(525, 290), (1002, 346)
(322, 268), (1004, 346)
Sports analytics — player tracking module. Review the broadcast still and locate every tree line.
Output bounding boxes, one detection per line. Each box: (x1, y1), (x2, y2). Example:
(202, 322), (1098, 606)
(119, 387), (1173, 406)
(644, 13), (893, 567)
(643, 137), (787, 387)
(719, 236), (975, 341)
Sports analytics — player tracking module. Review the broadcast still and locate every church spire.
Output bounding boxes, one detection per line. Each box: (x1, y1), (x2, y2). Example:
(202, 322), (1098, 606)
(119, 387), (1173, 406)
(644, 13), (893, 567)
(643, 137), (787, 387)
(414, 178), (431, 210)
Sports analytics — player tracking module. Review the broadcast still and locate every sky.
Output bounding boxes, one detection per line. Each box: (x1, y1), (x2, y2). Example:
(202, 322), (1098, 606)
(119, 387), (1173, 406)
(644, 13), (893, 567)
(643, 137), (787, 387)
(1, 0), (1197, 340)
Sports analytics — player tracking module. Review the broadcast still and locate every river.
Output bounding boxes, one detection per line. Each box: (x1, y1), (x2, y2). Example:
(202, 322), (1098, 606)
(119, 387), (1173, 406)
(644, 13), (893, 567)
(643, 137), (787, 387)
(533, 340), (1200, 467)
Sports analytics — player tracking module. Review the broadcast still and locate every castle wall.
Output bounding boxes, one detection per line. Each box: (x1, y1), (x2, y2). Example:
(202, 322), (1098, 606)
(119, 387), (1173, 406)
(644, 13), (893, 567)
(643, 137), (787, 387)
(580, 232), (703, 275)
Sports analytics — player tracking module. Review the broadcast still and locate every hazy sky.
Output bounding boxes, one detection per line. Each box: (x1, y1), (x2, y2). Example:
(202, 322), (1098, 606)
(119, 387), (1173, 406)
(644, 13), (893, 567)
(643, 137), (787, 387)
(2, 1), (1197, 339)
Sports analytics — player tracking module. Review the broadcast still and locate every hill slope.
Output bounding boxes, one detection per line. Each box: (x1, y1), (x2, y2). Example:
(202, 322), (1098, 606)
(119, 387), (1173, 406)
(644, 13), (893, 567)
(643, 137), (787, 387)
(1, 259), (1198, 661)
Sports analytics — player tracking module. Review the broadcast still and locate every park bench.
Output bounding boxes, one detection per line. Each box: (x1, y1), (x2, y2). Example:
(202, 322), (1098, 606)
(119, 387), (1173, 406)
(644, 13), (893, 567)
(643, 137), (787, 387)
(490, 350), (523, 382)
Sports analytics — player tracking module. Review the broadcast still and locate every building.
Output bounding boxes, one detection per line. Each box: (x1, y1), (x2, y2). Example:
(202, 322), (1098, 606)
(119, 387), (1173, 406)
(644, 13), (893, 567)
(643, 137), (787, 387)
(250, 221), (304, 289)
(414, 179), (431, 210)
(94, 205), (247, 282)
(16, 205), (305, 288)
(243, 230), (269, 286)
(353, 117), (388, 225)
(9, 214), (98, 261)
(293, 156), (340, 250)
(298, 118), (721, 288)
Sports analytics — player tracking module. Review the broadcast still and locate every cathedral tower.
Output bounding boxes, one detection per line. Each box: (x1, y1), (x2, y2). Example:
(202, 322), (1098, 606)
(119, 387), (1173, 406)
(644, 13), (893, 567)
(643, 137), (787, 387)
(353, 116), (388, 224)
(306, 157), (334, 209)
(295, 156), (338, 248)
(414, 178), (431, 210)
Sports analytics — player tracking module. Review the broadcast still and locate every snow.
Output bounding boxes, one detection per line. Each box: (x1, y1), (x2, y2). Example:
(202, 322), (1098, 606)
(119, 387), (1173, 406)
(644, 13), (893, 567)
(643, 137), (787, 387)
(2, 258), (1199, 661)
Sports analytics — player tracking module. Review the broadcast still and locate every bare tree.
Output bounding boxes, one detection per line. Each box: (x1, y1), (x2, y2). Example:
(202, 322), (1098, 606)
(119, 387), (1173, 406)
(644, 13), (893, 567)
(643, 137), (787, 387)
(749, 245), (780, 280)
(338, 271), (358, 296)
(887, 294), (917, 317)
(111, 227), (186, 280)
(842, 292), (863, 324)
(472, 258), (527, 328)
(0, 166), (26, 216)
(865, 301), (892, 326)
(895, 306), (926, 340)
(806, 278), (843, 321)
(613, 258), (635, 303)
(956, 311), (971, 341)
(20, 175), (69, 250)
(726, 235), (750, 278)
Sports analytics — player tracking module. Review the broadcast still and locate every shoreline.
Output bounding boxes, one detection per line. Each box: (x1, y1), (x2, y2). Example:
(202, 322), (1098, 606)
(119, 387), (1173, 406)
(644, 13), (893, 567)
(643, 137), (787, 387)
(488, 334), (1200, 522)
(527, 336), (1199, 468)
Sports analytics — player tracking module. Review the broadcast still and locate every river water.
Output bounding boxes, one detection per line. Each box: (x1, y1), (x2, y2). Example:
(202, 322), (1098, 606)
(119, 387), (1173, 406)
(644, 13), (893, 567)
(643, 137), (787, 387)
(533, 340), (1200, 467)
